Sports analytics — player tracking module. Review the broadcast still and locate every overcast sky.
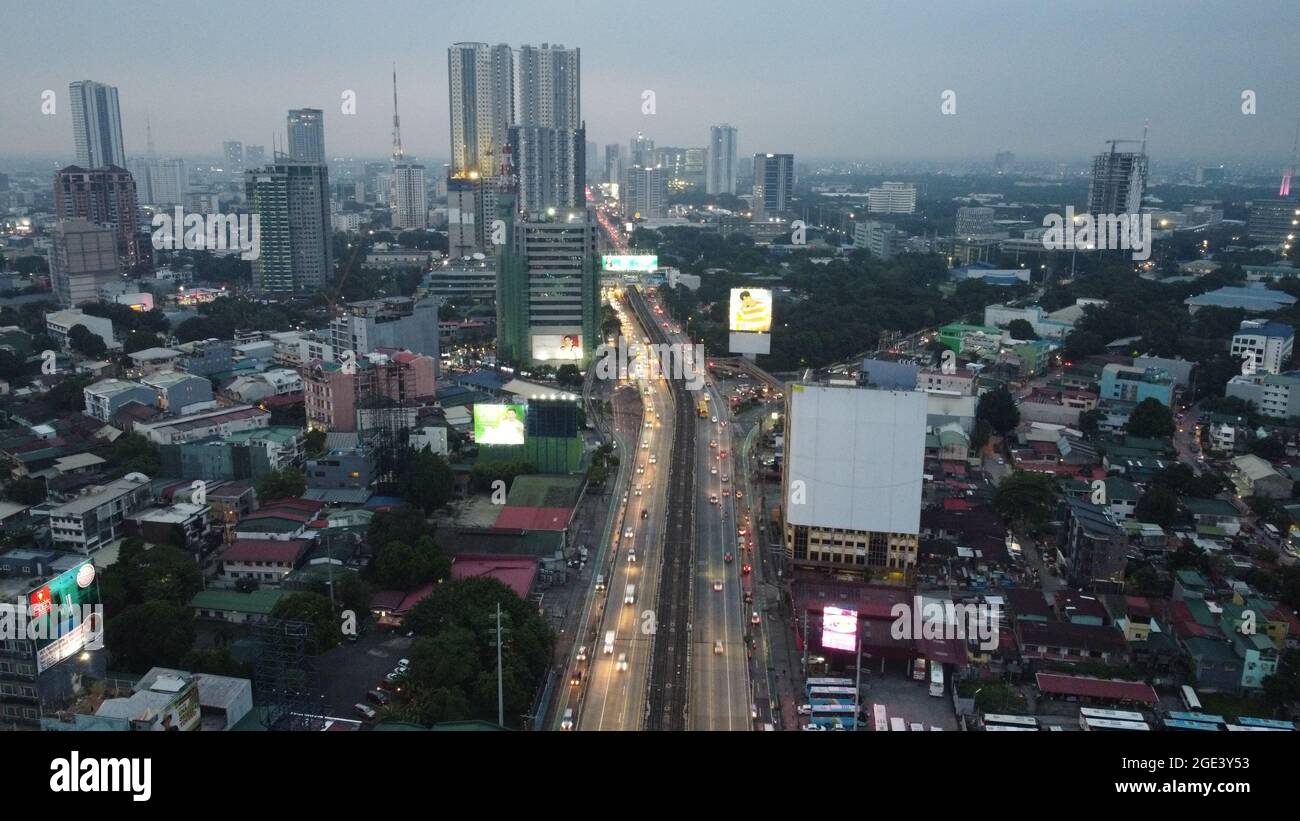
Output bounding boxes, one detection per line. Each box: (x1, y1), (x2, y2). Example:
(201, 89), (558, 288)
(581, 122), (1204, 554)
(4, 0), (1296, 164)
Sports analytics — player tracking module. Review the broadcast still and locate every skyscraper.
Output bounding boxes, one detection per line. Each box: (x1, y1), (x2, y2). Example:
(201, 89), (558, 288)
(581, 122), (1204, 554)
(69, 80), (126, 168)
(630, 133), (655, 167)
(604, 144), (623, 187)
(494, 193), (599, 367)
(448, 42), (515, 179)
(223, 140), (244, 170)
(287, 108), (326, 164)
(623, 165), (667, 219)
(245, 160), (331, 294)
(391, 164), (428, 230)
(244, 145), (266, 167)
(50, 219), (121, 307)
(751, 153), (793, 219)
(510, 125), (586, 212)
(53, 165), (140, 267)
(128, 157), (188, 206)
(1087, 139), (1148, 216)
(515, 43), (580, 130)
(707, 124), (738, 195)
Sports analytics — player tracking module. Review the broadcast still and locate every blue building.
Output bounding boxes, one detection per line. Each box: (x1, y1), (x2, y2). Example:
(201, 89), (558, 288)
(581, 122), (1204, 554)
(1100, 363), (1175, 406)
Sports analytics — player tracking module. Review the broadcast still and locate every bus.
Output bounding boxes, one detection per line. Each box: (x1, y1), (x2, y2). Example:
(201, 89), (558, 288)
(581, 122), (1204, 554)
(808, 686), (858, 704)
(928, 661), (944, 697)
(1226, 723), (1290, 731)
(1235, 716), (1295, 731)
(1165, 711), (1225, 727)
(697, 397), (710, 418)
(1079, 707), (1145, 723)
(984, 714), (1038, 730)
(806, 677), (855, 690)
(1081, 717), (1150, 731)
(889, 717), (907, 732)
(873, 704), (889, 733)
(1179, 685), (1202, 713)
(1164, 718), (1223, 732)
(986, 724), (1038, 731)
(810, 705), (857, 729)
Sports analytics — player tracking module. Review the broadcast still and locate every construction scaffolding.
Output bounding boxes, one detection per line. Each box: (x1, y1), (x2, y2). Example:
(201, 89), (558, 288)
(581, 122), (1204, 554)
(251, 618), (323, 731)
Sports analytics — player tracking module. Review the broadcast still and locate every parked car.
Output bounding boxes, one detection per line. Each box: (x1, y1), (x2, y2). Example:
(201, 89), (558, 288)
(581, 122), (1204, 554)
(354, 703), (377, 721)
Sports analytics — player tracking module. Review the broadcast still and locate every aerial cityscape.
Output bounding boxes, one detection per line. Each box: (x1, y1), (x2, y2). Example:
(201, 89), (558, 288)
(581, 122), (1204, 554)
(1, 1), (1298, 782)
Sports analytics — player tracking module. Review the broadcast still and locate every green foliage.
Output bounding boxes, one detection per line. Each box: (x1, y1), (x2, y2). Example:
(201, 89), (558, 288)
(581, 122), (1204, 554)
(367, 505), (429, 553)
(4, 476), (46, 505)
(976, 385), (1020, 435)
(1125, 398), (1175, 439)
(1135, 484), (1181, 527)
(303, 428), (327, 457)
(271, 592), (341, 653)
(1006, 318), (1038, 340)
(109, 433), (161, 476)
(469, 460), (537, 492)
(398, 448), (455, 514)
(105, 601), (196, 672)
(991, 470), (1059, 532)
(256, 466), (306, 502)
(67, 324), (107, 358)
(374, 535), (452, 590)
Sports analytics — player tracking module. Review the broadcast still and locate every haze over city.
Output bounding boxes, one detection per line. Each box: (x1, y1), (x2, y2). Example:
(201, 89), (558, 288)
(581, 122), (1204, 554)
(3, 0), (1298, 163)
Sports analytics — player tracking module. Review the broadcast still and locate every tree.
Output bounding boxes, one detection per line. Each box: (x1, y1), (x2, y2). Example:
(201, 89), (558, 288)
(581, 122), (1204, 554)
(105, 601), (196, 672)
(556, 364), (582, 388)
(256, 466), (306, 502)
(1006, 319), (1038, 340)
(67, 323), (107, 359)
(1125, 398), (1175, 439)
(4, 476), (46, 506)
(271, 592), (340, 652)
(304, 429), (327, 457)
(398, 449), (455, 514)
(1135, 485), (1180, 527)
(110, 433), (161, 476)
(123, 330), (166, 354)
(367, 505), (428, 553)
(976, 385), (1020, 436)
(991, 470), (1058, 532)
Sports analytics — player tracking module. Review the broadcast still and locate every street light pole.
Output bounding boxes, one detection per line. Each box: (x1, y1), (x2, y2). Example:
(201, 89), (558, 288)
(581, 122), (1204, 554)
(496, 602), (504, 727)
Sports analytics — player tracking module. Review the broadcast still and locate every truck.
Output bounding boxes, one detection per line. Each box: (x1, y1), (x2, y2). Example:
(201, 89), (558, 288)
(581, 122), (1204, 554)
(624, 584), (636, 605)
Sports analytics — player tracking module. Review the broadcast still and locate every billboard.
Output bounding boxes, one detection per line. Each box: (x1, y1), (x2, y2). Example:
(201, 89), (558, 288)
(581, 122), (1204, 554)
(28, 559), (104, 673)
(473, 403), (527, 446)
(822, 605), (859, 652)
(729, 288), (772, 334)
(602, 254), (659, 273)
(531, 333), (584, 362)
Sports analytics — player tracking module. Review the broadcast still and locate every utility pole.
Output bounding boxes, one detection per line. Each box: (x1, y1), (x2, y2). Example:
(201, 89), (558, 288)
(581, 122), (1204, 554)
(854, 631), (863, 732)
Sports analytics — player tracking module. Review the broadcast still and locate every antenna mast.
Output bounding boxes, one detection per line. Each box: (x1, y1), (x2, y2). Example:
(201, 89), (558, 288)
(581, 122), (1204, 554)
(391, 64), (403, 163)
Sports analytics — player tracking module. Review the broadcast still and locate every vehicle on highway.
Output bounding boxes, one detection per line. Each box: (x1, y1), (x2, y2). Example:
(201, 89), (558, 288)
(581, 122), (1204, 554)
(801, 724), (826, 731)
(751, 611), (761, 624)
(713, 640), (724, 655)
(641, 440), (649, 449)
(709, 440), (718, 448)
(735, 490), (744, 499)
(709, 494), (718, 504)
(354, 703), (377, 721)
(366, 689), (392, 706)
(710, 466), (718, 475)
(743, 590), (753, 604)
(561, 708), (574, 730)
(648, 453), (656, 464)
(741, 563), (751, 575)
(624, 527), (634, 538)
(713, 579), (724, 592)
(711, 416), (718, 423)
(634, 484), (642, 496)
(616, 653), (629, 672)
(721, 474), (729, 483)
(723, 489), (731, 497)
(576, 645), (588, 662)
(724, 552), (733, 562)
(624, 583), (636, 605)
(719, 450), (728, 458)
(384, 671), (404, 685)
(595, 574), (606, 591)
(737, 527), (747, 536)
(636, 464), (645, 474)
(644, 420), (652, 428)
(604, 631), (616, 654)
(796, 704), (812, 715)
(570, 670), (582, 686)
(627, 547), (637, 563)
(641, 508), (649, 519)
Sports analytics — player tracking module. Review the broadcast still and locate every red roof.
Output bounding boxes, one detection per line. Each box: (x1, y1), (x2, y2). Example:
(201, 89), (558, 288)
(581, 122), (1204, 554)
(451, 554), (539, 598)
(221, 539), (309, 564)
(1035, 673), (1158, 705)
(493, 506), (572, 531)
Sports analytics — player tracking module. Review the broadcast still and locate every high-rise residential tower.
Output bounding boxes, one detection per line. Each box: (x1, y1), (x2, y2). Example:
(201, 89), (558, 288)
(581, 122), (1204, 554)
(623, 165), (667, 219)
(287, 108), (326, 164)
(245, 160), (331, 294)
(751, 153), (793, 219)
(69, 80), (126, 168)
(515, 43), (580, 130)
(707, 124), (738, 195)
(223, 140), (244, 170)
(53, 165), (140, 267)
(448, 42), (515, 180)
(1087, 138), (1148, 216)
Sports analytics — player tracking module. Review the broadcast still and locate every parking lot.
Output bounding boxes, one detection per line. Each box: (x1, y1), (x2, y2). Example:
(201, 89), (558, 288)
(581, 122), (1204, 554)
(857, 658), (960, 731)
(318, 629), (414, 718)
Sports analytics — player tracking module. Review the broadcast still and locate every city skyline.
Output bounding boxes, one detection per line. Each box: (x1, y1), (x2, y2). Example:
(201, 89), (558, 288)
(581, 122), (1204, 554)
(4, 0), (1298, 165)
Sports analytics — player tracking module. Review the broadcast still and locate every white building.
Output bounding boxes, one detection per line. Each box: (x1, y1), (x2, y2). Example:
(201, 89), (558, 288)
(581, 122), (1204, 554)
(48, 474), (153, 553)
(1231, 319), (1294, 375)
(390, 163), (428, 230)
(46, 308), (115, 352)
(867, 182), (917, 215)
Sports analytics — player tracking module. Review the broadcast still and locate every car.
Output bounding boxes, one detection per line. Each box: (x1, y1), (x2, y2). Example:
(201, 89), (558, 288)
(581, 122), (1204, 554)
(796, 704), (812, 715)
(735, 490), (744, 499)
(627, 548), (637, 563)
(743, 590), (753, 604)
(801, 724), (826, 732)
(624, 527), (634, 539)
(397, 658), (410, 670)
(719, 450), (728, 458)
(636, 464), (645, 474)
(751, 611), (761, 625)
(576, 645), (588, 662)
(709, 440), (718, 448)
(713, 579), (724, 592)
(996, 458), (1005, 465)
(709, 494), (719, 504)
(641, 509), (649, 520)
(354, 703), (377, 721)
(634, 485), (643, 496)
(713, 640), (724, 655)
(644, 420), (652, 428)
(616, 653), (629, 672)
(720, 420), (728, 427)
(366, 689), (391, 706)
(570, 670), (582, 686)
(721, 474), (729, 483)
(648, 454), (657, 464)
(724, 552), (733, 563)
(723, 489), (731, 497)
(641, 440), (649, 449)
(711, 416), (718, 423)
(384, 671), (404, 684)
(751, 704), (758, 720)
(742, 564), (751, 575)
(561, 708), (575, 730)
(710, 466), (718, 475)
(737, 527), (748, 537)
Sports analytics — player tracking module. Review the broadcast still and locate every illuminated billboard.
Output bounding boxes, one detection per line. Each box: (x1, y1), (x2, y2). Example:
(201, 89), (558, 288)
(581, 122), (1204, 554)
(729, 288), (773, 334)
(28, 559), (104, 673)
(821, 605), (858, 652)
(531, 333), (584, 362)
(473, 403), (527, 446)
(602, 254), (659, 273)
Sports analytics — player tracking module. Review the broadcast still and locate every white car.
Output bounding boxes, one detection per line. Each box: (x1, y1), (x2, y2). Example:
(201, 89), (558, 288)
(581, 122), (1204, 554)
(751, 611), (761, 625)
(711, 416), (718, 423)
(627, 548), (637, 563)
(616, 653), (629, 672)
(796, 704), (812, 716)
(648, 454), (657, 464)
(713, 640), (724, 655)
(713, 580), (723, 592)
(354, 703), (377, 721)
(801, 724), (826, 732)
(721, 475), (729, 483)
(576, 645), (588, 662)
(641, 440), (649, 449)
(710, 466), (718, 475)
(624, 527), (634, 538)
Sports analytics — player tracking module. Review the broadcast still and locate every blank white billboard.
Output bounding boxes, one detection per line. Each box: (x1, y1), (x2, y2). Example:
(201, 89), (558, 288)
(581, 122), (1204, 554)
(785, 384), (926, 535)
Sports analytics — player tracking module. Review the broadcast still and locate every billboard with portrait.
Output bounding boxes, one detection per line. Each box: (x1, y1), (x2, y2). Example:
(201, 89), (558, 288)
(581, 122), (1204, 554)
(531, 333), (584, 362)
(28, 559), (104, 673)
(473, 404), (527, 446)
(729, 288), (773, 333)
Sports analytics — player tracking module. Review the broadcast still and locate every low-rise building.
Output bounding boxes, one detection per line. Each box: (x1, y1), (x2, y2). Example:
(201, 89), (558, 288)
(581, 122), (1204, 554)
(46, 474), (153, 552)
(1100, 363), (1175, 406)
(46, 308), (115, 352)
(83, 378), (155, 422)
(1231, 319), (1294, 375)
(1229, 454), (1293, 500)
